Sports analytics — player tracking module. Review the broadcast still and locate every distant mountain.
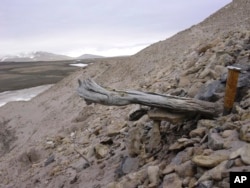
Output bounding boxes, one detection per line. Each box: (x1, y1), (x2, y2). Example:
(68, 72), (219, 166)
(0, 51), (73, 62)
(77, 54), (104, 60)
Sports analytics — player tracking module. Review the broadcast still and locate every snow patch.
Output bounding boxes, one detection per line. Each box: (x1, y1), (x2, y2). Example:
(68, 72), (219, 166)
(69, 63), (88, 67)
(0, 85), (53, 107)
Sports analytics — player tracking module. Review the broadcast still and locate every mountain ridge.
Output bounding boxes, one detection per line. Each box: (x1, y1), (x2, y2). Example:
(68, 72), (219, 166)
(0, 51), (105, 62)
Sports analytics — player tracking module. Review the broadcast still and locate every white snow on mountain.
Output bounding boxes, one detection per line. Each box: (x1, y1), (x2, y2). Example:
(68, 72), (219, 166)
(0, 51), (72, 62)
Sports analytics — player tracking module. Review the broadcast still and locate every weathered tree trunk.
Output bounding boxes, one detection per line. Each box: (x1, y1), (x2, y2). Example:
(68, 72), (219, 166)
(77, 78), (222, 117)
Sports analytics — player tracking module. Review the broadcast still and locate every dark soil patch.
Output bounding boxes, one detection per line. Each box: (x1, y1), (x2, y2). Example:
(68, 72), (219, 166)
(0, 60), (88, 92)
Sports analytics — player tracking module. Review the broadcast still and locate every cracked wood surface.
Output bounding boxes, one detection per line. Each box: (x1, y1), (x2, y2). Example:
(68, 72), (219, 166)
(77, 78), (222, 117)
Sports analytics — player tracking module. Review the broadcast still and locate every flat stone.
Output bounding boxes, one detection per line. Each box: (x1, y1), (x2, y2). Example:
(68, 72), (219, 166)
(192, 154), (228, 168)
(147, 109), (186, 124)
(162, 164), (175, 175)
(190, 127), (207, 138)
(169, 139), (194, 151)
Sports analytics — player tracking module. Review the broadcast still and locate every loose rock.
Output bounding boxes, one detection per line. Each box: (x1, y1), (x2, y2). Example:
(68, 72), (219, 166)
(208, 131), (224, 150)
(94, 144), (109, 159)
(174, 160), (196, 178)
(162, 173), (182, 188)
(190, 127), (207, 138)
(147, 165), (160, 188)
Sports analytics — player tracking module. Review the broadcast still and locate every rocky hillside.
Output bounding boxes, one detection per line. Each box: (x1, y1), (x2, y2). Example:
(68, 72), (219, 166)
(0, 0), (250, 187)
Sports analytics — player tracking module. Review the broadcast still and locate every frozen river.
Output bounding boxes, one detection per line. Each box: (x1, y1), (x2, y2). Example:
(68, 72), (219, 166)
(0, 84), (53, 107)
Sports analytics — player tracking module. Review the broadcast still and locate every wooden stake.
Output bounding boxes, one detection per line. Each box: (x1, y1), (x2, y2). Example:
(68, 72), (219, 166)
(223, 66), (241, 115)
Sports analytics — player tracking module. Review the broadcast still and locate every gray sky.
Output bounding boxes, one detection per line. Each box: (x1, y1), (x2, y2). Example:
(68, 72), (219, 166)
(0, 0), (231, 57)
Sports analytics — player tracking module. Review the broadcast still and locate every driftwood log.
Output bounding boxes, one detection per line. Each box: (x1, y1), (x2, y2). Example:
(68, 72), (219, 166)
(77, 78), (222, 117)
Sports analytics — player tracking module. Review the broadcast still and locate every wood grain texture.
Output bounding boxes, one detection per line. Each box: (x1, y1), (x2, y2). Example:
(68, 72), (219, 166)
(77, 78), (222, 117)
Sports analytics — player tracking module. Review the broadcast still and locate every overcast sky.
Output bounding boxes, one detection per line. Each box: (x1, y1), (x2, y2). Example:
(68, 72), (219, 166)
(0, 0), (232, 57)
